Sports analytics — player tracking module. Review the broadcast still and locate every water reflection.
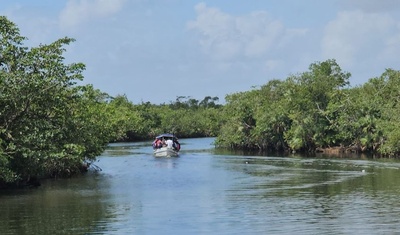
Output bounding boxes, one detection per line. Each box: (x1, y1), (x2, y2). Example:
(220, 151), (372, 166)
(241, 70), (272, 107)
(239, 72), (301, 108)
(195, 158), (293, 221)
(153, 158), (179, 169)
(2, 138), (400, 234)
(0, 173), (114, 235)
(212, 154), (400, 234)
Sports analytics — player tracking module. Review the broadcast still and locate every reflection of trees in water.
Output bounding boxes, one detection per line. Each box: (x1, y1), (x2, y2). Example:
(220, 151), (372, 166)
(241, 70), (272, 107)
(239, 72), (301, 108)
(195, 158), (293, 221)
(219, 155), (400, 233)
(216, 154), (400, 198)
(102, 142), (154, 157)
(0, 173), (118, 235)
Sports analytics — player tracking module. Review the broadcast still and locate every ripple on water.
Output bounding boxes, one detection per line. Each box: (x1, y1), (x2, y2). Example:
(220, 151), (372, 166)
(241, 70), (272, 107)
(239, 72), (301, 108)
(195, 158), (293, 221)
(2, 139), (400, 234)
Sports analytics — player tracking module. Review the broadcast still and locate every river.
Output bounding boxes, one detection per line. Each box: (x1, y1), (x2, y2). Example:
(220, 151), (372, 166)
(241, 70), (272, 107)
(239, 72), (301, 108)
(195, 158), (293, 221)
(1, 137), (400, 234)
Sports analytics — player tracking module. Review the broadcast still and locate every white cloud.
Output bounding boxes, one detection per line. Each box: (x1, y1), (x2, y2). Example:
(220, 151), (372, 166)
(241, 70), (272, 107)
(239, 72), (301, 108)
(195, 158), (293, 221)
(59, 0), (127, 30)
(322, 10), (396, 67)
(239, 12), (284, 57)
(10, 0), (399, 103)
(186, 3), (238, 60)
(187, 3), (288, 61)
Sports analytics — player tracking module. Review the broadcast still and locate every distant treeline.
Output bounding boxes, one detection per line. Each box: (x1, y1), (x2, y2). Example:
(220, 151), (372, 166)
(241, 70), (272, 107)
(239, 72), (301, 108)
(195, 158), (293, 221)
(109, 95), (224, 142)
(1, 16), (400, 187)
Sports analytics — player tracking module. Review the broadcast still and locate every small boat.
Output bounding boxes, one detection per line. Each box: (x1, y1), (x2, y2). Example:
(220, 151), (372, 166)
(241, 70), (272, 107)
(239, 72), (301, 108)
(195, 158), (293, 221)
(154, 147), (179, 157)
(152, 133), (181, 157)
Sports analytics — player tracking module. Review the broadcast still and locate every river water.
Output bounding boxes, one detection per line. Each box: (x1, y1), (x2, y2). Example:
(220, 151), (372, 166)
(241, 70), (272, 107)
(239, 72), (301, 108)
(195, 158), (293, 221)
(2, 137), (400, 234)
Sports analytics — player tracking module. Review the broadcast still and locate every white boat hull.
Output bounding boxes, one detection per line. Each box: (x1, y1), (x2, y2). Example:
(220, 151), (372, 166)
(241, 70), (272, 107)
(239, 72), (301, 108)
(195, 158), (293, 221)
(153, 147), (179, 157)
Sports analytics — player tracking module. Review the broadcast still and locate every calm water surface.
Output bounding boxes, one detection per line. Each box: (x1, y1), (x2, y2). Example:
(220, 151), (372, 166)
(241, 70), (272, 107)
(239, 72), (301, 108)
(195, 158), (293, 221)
(2, 137), (400, 234)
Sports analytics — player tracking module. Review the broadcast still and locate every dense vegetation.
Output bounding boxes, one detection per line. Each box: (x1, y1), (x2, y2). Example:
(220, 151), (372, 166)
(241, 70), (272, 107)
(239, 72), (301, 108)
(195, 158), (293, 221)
(216, 60), (400, 157)
(2, 16), (400, 188)
(0, 17), (224, 187)
(0, 17), (121, 186)
(106, 95), (223, 143)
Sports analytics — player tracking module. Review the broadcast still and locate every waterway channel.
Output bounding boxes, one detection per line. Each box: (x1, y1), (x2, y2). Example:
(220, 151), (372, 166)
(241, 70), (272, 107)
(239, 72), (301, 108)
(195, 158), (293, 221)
(1, 137), (400, 234)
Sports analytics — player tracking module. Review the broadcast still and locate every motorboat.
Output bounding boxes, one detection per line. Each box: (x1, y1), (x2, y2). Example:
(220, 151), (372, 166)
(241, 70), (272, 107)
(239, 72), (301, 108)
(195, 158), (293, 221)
(153, 146), (179, 157)
(152, 133), (181, 157)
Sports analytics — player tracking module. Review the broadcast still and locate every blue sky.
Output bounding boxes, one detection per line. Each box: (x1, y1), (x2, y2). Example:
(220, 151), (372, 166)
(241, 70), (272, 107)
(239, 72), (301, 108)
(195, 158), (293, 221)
(1, 0), (400, 104)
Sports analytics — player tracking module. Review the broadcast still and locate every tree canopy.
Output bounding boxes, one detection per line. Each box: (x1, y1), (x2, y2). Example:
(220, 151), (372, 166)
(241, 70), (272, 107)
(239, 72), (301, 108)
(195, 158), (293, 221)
(216, 59), (400, 157)
(2, 15), (400, 188)
(0, 16), (121, 185)
(0, 16), (225, 187)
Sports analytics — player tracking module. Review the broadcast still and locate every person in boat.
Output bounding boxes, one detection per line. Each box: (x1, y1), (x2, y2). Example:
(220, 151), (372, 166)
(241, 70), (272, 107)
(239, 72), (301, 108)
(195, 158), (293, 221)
(152, 138), (163, 149)
(173, 138), (181, 151)
(166, 138), (174, 149)
(153, 134), (181, 151)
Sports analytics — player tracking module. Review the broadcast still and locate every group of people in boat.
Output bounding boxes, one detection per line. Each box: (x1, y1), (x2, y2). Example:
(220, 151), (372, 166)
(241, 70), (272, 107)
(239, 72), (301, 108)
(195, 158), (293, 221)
(152, 135), (181, 151)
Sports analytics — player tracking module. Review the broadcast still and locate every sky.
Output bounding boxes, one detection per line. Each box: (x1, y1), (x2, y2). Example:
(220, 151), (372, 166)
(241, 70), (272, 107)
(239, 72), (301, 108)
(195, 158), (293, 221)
(1, 0), (400, 104)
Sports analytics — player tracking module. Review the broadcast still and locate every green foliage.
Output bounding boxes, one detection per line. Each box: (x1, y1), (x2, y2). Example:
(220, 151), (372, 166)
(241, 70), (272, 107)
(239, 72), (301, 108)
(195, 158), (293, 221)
(0, 16), (116, 185)
(370, 69), (400, 156)
(217, 59), (400, 157)
(125, 96), (224, 139)
(4, 14), (400, 188)
(105, 95), (145, 141)
(215, 95), (256, 148)
(0, 16), (245, 185)
(283, 59), (351, 151)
